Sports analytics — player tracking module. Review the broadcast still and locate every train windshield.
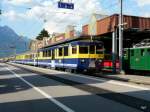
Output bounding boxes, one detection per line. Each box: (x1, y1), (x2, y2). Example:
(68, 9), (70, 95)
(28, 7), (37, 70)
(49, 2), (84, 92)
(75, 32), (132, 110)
(89, 45), (95, 54)
(96, 44), (103, 54)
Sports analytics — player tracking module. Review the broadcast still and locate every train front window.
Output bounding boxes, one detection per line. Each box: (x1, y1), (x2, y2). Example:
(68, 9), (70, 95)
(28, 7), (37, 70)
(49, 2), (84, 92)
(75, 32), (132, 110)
(124, 50), (127, 57)
(79, 46), (88, 54)
(96, 45), (103, 54)
(89, 45), (95, 54)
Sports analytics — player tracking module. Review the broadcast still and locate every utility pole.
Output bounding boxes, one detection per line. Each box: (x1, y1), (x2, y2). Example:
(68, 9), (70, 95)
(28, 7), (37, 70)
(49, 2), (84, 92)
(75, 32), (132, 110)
(0, 6), (1, 23)
(0, 0), (1, 13)
(119, 0), (124, 74)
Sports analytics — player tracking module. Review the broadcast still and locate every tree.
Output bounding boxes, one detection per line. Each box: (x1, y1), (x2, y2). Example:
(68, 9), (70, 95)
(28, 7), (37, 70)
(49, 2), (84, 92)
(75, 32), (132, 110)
(36, 29), (49, 40)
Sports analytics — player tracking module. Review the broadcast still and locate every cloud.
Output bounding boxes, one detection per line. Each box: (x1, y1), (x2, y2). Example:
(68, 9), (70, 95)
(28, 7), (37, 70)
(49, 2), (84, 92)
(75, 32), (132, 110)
(3, 0), (105, 34)
(144, 13), (150, 17)
(7, 0), (33, 5)
(39, 0), (104, 33)
(135, 0), (150, 7)
(2, 10), (25, 21)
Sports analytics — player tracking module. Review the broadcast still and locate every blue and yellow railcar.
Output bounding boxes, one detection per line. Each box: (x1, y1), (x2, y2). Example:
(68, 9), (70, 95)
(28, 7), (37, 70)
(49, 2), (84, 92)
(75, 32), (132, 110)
(15, 52), (36, 65)
(13, 38), (104, 72)
(37, 39), (104, 72)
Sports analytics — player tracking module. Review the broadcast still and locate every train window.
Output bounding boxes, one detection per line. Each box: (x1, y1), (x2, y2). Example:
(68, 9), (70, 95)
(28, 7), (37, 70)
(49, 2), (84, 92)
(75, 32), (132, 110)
(141, 49), (145, 56)
(89, 45), (95, 54)
(55, 49), (58, 57)
(47, 50), (51, 57)
(37, 52), (40, 57)
(45, 51), (48, 57)
(147, 49), (150, 55)
(96, 45), (103, 54)
(43, 51), (47, 57)
(43, 51), (44, 57)
(72, 46), (77, 54)
(124, 50), (127, 55)
(45, 51), (47, 57)
(31, 54), (33, 58)
(59, 48), (63, 56)
(79, 46), (88, 54)
(64, 46), (68, 56)
(43, 51), (45, 57)
(130, 50), (134, 56)
(31, 54), (33, 59)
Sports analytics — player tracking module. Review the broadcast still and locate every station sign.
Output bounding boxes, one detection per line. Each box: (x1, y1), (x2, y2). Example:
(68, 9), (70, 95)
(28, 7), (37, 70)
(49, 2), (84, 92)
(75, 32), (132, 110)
(58, 2), (74, 9)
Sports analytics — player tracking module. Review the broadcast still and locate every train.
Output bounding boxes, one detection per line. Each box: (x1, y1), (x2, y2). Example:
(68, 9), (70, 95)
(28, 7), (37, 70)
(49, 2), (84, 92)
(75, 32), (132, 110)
(10, 37), (150, 74)
(12, 37), (105, 73)
(124, 39), (150, 74)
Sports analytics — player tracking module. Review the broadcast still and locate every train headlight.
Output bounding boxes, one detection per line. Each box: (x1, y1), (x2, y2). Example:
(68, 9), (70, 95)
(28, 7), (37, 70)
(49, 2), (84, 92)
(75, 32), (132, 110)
(98, 60), (102, 63)
(81, 59), (85, 63)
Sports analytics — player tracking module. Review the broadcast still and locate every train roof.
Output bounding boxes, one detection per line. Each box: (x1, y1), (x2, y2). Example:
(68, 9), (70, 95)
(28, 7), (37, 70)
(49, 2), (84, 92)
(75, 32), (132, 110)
(125, 46), (150, 50)
(41, 36), (103, 50)
(15, 50), (37, 56)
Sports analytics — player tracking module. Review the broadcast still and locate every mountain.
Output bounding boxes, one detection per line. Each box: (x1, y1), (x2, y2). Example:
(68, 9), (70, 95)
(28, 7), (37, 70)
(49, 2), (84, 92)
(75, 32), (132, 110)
(0, 26), (31, 58)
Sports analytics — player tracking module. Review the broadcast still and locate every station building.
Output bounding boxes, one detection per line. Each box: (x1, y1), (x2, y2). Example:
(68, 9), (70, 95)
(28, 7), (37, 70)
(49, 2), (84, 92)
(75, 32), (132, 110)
(30, 13), (150, 58)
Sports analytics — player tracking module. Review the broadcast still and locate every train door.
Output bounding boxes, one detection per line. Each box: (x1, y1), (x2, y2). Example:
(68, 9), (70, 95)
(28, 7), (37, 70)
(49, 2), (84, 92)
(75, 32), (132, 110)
(89, 45), (96, 68)
(146, 48), (150, 70)
(33, 53), (36, 66)
(140, 49), (146, 70)
(51, 49), (55, 68)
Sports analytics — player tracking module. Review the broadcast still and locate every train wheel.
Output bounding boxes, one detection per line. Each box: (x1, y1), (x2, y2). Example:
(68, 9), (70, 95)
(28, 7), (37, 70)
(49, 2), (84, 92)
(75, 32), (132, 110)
(71, 69), (77, 74)
(65, 68), (72, 73)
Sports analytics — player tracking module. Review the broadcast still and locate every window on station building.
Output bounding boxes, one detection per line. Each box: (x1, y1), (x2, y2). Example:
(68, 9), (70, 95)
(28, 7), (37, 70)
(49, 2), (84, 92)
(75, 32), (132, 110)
(64, 46), (69, 56)
(72, 46), (77, 54)
(79, 46), (88, 54)
(89, 45), (95, 54)
(59, 48), (63, 56)
(96, 45), (103, 54)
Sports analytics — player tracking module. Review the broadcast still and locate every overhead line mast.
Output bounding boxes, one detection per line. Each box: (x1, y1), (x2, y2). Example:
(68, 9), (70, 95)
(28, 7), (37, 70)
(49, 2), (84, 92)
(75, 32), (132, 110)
(119, 0), (124, 74)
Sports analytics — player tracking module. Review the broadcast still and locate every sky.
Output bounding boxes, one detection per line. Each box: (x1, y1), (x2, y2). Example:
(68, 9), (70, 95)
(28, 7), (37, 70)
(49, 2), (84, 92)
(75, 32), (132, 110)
(0, 0), (150, 39)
